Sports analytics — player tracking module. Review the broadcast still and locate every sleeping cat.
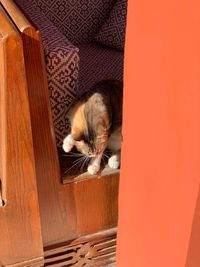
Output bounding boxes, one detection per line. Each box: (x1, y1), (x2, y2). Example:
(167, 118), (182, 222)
(62, 80), (122, 175)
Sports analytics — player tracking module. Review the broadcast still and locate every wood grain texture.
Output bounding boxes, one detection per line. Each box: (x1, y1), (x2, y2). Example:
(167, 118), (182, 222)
(1, 0), (32, 31)
(0, 4), (44, 267)
(2, 0), (68, 246)
(4, 257), (44, 267)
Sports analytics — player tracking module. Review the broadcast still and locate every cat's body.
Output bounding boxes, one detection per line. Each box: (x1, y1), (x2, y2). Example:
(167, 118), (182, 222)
(63, 80), (122, 175)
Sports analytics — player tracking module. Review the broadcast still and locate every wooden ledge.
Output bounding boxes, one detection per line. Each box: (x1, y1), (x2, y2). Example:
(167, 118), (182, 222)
(1, 0), (36, 33)
(63, 166), (119, 184)
(59, 149), (120, 184)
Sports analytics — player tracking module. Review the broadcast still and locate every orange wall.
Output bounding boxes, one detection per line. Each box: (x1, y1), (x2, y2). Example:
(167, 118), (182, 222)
(117, 0), (200, 266)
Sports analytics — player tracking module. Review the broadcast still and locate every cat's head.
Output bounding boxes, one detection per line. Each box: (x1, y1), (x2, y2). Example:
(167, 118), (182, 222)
(70, 93), (111, 157)
(73, 123), (108, 157)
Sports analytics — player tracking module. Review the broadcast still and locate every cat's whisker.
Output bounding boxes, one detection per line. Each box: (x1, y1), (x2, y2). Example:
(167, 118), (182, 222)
(64, 151), (82, 154)
(80, 156), (88, 173)
(80, 155), (91, 173)
(86, 157), (91, 170)
(64, 151), (83, 155)
(103, 152), (109, 159)
(64, 158), (84, 174)
(83, 156), (90, 170)
(62, 154), (83, 158)
(104, 150), (111, 156)
(80, 161), (84, 173)
(102, 156), (106, 165)
(73, 156), (85, 164)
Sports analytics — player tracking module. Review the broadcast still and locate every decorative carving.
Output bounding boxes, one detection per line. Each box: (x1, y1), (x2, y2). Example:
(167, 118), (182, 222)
(44, 230), (116, 266)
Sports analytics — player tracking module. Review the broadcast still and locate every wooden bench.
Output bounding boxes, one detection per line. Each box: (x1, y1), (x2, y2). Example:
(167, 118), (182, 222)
(0, 1), (119, 266)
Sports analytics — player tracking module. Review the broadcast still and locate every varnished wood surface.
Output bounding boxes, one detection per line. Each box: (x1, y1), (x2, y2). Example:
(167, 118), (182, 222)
(62, 170), (119, 235)
(0, 4), (44, 267)
(19, 22), (64, 247)
(1, 0), (33, 31)
(1, 0), (68, 246)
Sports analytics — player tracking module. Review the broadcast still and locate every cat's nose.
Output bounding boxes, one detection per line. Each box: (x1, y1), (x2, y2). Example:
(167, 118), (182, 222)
(88, 152), (94, 157)
(89, 152), (97, 157)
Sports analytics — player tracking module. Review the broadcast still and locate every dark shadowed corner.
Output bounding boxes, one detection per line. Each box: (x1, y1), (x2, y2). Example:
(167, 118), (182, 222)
(185, 185), (200, 267)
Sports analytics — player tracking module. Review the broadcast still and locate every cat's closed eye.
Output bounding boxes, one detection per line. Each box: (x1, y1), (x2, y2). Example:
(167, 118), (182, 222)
(72, 133), (83, 142)
(75, 136), (91, 146)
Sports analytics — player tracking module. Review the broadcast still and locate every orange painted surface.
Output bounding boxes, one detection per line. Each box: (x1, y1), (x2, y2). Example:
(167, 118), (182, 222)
(117, 0), (200, 266)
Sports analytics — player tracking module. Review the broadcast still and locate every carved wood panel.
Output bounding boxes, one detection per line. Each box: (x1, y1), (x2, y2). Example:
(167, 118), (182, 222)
(44, 230), (116, 267)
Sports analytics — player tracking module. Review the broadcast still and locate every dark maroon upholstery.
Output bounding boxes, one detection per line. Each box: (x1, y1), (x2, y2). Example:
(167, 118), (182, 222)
(33, 0), (116, 44)
(15, 0), (79, 144)
(78, 42), (124, 93)
(95, 0), (128, 51)
(14, 0), (127, 147)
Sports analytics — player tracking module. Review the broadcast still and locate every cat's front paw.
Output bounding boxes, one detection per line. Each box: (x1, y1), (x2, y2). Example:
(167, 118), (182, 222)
(87, 164), (100, 175)
(63, 134), (75, 153)
(108, 155), (120, 169)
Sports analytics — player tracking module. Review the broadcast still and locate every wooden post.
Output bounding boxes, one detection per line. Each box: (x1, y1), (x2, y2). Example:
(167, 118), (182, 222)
(0, 5), (44, 267)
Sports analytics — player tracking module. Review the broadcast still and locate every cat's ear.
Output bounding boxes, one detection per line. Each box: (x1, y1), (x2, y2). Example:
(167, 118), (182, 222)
(71, 127), (83, 141)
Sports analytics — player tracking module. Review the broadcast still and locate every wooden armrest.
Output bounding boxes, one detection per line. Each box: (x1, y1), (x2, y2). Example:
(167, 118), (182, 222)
(2, 0), (63, 252)
(1, 0), (33, 32)
(1, 0), (61, 186)
(0, 4), (44, 267)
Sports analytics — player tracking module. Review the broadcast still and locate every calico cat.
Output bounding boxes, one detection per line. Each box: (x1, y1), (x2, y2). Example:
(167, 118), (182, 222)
(63, 80), (122, 175)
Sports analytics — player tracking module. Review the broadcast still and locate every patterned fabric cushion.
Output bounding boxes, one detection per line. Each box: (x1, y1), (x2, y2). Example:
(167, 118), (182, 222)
(78, 42), (124, 94)
(33, 0), (116, 44)
(95, 0), (128, 51)
(15, 0), (80, 146)
(14, 0), (125, 147)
